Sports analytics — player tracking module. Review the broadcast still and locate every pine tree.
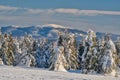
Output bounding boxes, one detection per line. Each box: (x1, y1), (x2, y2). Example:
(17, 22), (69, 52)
(97, 37), (105, 73)
(99, 34), (117, 76)
(49, 32), (68, 71)
(14, 34), (36, 67)
(115, 37), (120, 68)
(35, 38), (50, 68)
(64, 33), (79, 70)
(1, 34), (15, 65)
(17, 47), (35, 67)
(13, 38), (22, 66)
(56, 30), (80, 70)
(78, 42), (84, 64)
(81, 29), (98, 74)
(49, 45), (67, 71)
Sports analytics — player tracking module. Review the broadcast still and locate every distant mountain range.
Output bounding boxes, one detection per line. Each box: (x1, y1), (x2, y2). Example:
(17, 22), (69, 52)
(1, 24), (119, 41)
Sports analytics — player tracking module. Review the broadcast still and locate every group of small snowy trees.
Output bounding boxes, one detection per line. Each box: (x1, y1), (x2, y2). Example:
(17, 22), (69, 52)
(0, 33), (35, 66)
(0, 32), (50, 67)
(0, 28), (120, 77)
(78, 29), (119, 76)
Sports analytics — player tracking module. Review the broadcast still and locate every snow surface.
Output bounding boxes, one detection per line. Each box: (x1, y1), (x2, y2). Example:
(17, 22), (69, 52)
(0, 66), (120, 80)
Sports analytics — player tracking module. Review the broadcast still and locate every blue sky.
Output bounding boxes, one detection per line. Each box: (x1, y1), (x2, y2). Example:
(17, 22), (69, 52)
(0, 0), (120, 34)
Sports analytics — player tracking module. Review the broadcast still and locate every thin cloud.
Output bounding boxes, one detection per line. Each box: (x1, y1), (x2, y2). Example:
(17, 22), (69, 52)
(27, 9), (45, 14)
(27, 8), (120, 16)
(27, 9), (55, 15)
(54, 8), (79, 14)
(0, 5), (120, 16)
(54, 8), (120, 16)
(0, 5), (19, 10)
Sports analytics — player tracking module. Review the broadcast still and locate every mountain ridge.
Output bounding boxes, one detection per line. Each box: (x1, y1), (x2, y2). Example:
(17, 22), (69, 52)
(1, 24), (119, 40)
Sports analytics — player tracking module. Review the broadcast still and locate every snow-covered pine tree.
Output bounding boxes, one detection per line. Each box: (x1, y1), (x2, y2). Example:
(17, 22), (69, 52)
(16, 34), (36, 67)
(49, 31), (68, 71)
(54, 29), (80, 70)
(99, 34), (118, 76)
(35, 38), (51, 68)
(49, 46), (67, 71)
(64, 33), (79, 70)
(13, 37), (24, 66)
(97, 37), (105, 73)
(17, 47), (35, 67)
(1, 33), (15, 65)
(35, 40), (44, 68)
(78, 41), (84, 65)
(81, 29), (98, 74)
(115, 37), (120, 67)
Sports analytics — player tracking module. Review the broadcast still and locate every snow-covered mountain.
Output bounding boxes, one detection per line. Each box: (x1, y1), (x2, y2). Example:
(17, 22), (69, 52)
(1, 24), (119, 40)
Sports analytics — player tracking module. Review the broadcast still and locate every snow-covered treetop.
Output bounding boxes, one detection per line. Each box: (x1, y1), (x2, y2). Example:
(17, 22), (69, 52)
(87, 29), (96, 38)
(84, 29), (96, 46)
(104, 34), (117, 53)
(85, 29), (96, 41)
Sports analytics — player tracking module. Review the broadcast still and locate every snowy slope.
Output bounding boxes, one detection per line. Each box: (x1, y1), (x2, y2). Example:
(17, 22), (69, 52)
(0, 66), (119, 80)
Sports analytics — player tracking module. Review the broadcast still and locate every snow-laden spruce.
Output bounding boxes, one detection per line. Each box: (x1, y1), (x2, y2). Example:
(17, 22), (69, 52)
(14, 34), (36, 67)
(35, 38), (51, 68)
(99, 34), (118, 76)
(1, 34), (15, 65)
(49, 29), (80, 71)
(80, 29), (98, 74)
(17, 47), (35, 67)
(49, 45), (67, 71)
(115, 37), (120, 67)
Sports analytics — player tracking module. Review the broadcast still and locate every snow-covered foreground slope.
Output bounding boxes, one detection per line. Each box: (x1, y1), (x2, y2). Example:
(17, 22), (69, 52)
(0, 66), (119, 80)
